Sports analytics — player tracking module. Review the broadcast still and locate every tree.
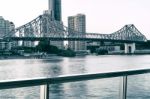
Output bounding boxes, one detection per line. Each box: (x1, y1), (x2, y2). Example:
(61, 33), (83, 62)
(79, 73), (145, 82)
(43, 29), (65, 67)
(36, 41), (60, 54)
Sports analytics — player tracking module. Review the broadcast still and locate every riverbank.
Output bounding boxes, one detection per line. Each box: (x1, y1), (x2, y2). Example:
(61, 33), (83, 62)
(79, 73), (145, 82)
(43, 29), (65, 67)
(1, 53), (150, 60)
(0, 55), (31, 60)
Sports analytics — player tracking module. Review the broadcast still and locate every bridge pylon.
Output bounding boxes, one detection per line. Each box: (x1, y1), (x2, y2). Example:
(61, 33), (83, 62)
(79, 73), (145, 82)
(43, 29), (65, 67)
(124, 43), (136, 54)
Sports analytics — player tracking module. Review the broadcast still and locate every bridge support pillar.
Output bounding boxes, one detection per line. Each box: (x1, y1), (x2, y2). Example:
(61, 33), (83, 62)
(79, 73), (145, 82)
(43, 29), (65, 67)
(7, 42), (12, 50)
(124, 43), (135, 54)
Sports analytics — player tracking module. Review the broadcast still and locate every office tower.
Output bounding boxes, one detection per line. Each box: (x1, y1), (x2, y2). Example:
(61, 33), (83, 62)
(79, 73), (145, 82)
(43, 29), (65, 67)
(48, 0), (61, 21)
(68, 14), (86, 51)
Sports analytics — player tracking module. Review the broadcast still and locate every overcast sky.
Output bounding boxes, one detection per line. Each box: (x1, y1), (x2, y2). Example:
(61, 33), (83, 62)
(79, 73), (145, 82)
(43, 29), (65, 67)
(0, 0), (150, 38)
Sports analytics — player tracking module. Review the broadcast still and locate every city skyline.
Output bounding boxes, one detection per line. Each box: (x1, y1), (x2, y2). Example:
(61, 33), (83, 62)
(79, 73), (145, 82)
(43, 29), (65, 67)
(0, 0), (150, 38)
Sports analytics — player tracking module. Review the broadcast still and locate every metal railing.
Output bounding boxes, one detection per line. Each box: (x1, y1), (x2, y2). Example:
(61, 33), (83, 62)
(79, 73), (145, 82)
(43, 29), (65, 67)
(0, 68), (150, 99)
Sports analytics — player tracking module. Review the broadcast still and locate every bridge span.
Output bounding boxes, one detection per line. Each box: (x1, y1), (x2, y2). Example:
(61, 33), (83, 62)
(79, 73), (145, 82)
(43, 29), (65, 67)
(0, 14), (148, 54)
(2, 14), (147, 42)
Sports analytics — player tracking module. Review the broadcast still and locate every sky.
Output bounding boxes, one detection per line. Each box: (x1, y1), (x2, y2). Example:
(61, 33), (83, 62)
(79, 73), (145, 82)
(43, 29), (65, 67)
(0, 0), (150, 38)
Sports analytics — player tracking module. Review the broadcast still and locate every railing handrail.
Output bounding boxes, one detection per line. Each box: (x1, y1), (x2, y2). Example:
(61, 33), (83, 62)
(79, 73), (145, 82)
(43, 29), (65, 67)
(0, 68), (150, 90)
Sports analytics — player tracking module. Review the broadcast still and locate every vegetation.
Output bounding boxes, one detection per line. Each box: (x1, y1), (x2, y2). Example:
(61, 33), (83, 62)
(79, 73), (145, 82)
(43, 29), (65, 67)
(36, 41), (60, 54)
(87, 46), (99, 53)
(136, 42), (150, 50)
(96, 49), (108, 55)
(36, 41), (76, 57)
(6, 41), (76, 57)
(58, 48), (76, 57)
(12, 46), (36, 53)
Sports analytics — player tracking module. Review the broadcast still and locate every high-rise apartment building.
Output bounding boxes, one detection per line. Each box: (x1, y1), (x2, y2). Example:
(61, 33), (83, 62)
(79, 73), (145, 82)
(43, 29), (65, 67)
(0, 16), (10, 37)
(68, 14), (86, 51)
(0, 16), (16, 50)
(0, 17), (15, 37)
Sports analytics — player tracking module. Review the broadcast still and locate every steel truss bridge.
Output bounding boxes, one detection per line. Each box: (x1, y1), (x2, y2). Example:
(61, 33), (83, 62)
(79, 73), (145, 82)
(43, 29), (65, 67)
(3, 14), (147, 43)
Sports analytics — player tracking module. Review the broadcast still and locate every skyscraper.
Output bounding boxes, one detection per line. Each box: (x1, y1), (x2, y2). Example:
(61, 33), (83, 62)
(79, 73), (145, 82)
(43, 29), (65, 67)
(49, 0), (61, 21)
(68, 14), (86, 51)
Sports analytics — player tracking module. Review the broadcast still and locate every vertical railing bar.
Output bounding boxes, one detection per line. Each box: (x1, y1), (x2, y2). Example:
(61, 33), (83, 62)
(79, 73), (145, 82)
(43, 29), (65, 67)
(46, 83), (49, 99)
(123, 75), (128, 99)
(40, 83), (49, 99)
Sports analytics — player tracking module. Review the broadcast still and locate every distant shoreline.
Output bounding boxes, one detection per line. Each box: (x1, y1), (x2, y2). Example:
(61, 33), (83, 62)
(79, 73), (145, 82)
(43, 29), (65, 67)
(0, 54), (64, 60)
(0, 53), (150, 60)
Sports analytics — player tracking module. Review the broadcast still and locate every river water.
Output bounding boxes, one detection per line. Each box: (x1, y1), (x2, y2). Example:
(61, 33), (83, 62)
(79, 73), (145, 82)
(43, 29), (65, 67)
(0, 55), (150, 99)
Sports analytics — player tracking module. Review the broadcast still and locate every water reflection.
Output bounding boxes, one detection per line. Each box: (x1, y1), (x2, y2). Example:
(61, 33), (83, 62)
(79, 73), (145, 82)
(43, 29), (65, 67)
(127, 74), (150, 99)
(48, 65), (63, 77)
(50, 84), (66, 99)
(61, 57), (87, 75)
(67, 81), (88, 99)
(0, 86), (39, 99)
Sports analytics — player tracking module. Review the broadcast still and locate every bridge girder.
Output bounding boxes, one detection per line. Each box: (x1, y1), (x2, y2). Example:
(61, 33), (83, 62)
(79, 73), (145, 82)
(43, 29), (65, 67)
(3, 14), (147, 42)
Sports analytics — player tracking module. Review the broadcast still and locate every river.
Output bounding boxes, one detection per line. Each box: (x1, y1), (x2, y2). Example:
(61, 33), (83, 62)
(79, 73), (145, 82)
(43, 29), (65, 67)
(0, 55), (150, 99)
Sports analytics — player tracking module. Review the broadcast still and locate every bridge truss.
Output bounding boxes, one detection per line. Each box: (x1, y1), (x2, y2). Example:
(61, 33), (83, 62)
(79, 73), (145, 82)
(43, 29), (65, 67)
(4, 13), (147, 43)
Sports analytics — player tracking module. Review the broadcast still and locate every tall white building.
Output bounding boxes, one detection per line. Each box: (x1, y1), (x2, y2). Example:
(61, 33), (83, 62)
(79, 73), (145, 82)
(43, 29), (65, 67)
(68, 14), (86, 51)
(0, 16), (10, 37)
(0, 16), (16, 50)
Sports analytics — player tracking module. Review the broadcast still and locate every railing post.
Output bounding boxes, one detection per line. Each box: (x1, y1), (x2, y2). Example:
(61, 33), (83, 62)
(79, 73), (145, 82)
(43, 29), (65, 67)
(120, 75), (128, 99)
(40, 84), (49, 99)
